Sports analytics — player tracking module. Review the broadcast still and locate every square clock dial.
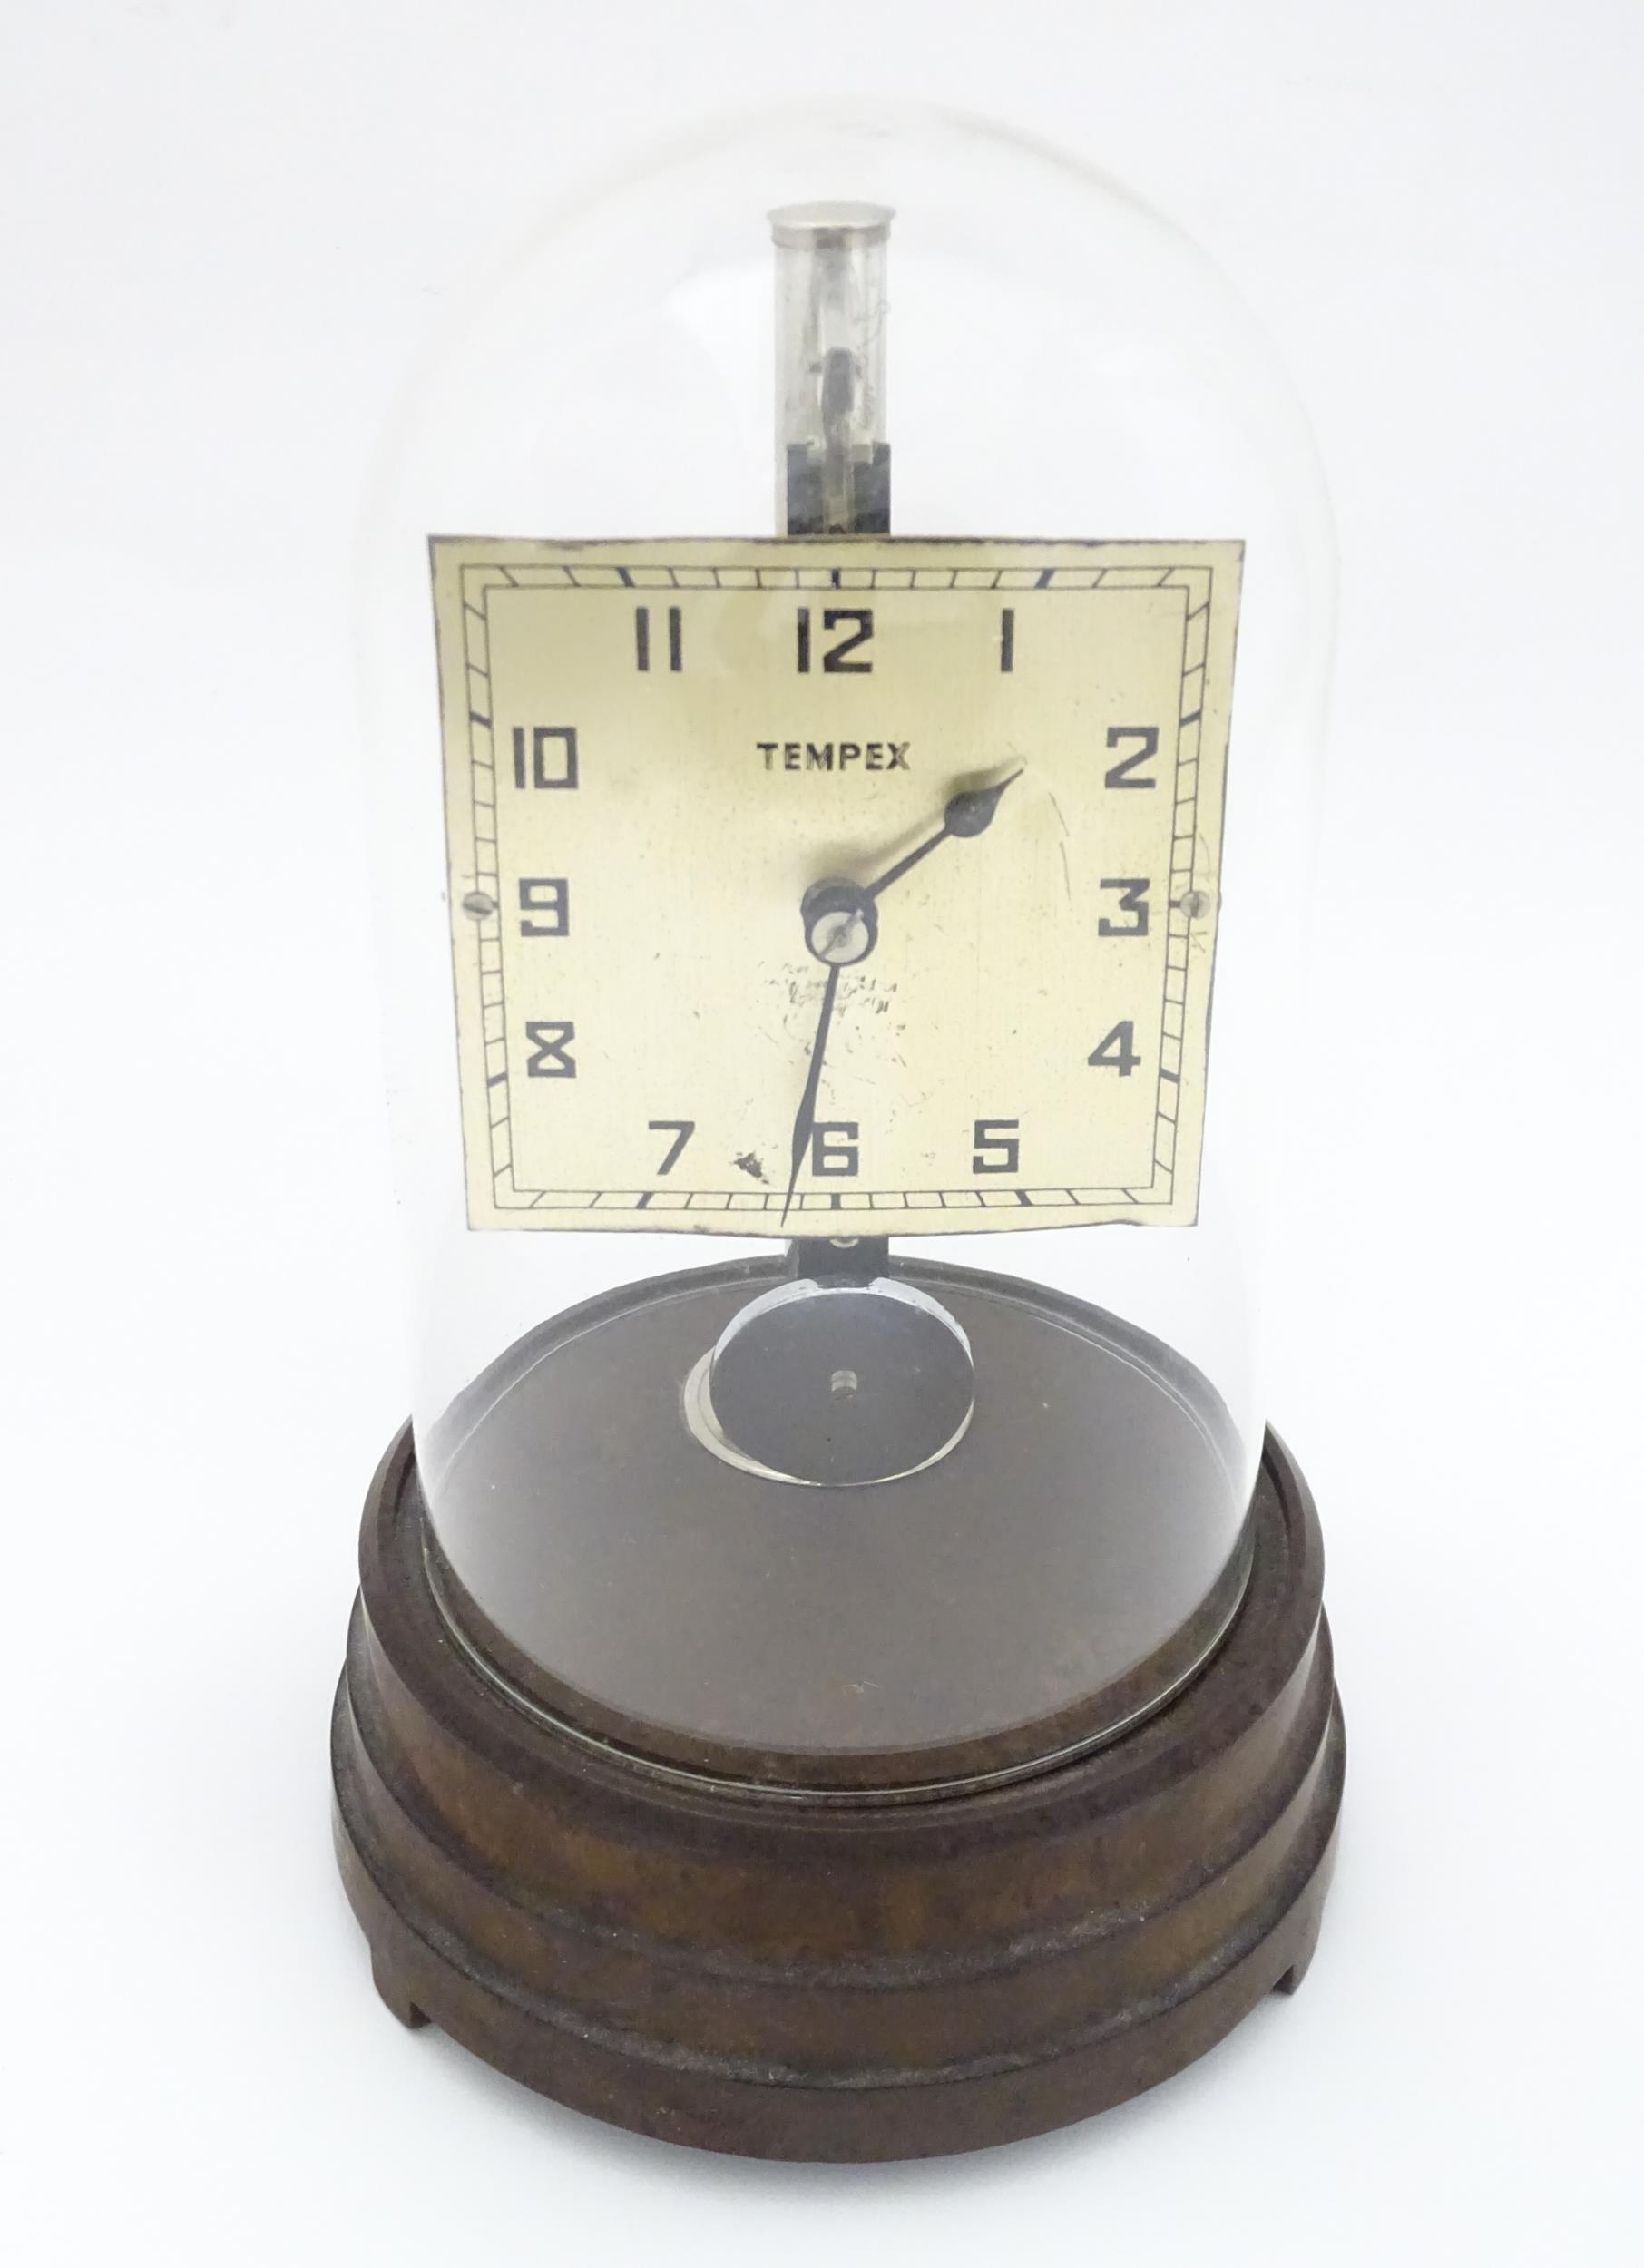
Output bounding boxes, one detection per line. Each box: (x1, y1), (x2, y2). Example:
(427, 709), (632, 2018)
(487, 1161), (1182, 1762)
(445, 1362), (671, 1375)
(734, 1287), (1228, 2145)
(434, 538), (1241, 1236)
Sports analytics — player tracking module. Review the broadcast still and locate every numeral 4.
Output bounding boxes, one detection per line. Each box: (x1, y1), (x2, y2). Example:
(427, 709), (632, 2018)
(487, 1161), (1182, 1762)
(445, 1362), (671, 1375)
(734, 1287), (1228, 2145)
(1088, 1021), (1140, 1076)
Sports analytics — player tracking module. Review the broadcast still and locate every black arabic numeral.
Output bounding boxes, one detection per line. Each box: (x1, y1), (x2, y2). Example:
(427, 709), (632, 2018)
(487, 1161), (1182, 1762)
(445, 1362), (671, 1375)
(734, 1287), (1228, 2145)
(518, 877), (569, 937)
(524, 1021), (576, 1078)
(810, 1120), (860, 1177)
(512, 725), (578, 790)
(1097, 878), (1150, 937)
(1087, 1021), (1140, 1077)
(634, 605), (682, 672)
(648, 1119), (695, 1175)
(796, 607), (875, 673)
(972, 1118), (1021, 1175)
(1102, 726), (1158, 790)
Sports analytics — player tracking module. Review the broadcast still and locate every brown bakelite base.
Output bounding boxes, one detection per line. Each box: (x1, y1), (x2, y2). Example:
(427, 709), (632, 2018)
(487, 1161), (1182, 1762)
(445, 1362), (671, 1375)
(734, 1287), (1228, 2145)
(331, 1424), (1343, 2161)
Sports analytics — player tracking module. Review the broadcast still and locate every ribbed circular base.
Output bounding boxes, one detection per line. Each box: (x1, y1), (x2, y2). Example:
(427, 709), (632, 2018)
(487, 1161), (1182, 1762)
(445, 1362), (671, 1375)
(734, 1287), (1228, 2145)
(331, 1424), (1343, 2161)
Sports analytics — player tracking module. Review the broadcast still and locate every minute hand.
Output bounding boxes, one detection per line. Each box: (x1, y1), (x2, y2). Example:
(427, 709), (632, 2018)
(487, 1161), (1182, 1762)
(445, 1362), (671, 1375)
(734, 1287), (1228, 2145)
(784, 768), (1023, 1221)
(781, 962), (842, 1226)
(864, 768), (1024, 900)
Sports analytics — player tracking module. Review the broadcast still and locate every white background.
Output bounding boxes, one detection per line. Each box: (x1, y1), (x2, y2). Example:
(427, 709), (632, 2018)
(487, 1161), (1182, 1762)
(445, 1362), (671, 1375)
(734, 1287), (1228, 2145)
(3, 5), (1640, 2263)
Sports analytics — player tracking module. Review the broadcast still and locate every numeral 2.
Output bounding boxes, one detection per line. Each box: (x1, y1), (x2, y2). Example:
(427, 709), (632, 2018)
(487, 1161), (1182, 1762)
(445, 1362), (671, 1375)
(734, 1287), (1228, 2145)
(797, 608), (874, 673)
(1102, 726), (1158, 790)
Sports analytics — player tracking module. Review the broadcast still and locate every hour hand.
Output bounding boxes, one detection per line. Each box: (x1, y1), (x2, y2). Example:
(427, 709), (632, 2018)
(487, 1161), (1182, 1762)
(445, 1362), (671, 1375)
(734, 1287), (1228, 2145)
(937, 768), (1025, 840)
(797, 767), (1023, 970)
(864, 767), (1024, 901)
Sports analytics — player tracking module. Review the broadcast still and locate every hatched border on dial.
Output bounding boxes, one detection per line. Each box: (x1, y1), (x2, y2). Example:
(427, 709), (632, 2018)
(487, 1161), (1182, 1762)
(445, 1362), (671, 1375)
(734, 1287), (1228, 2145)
(446, 554), (1222, 1226)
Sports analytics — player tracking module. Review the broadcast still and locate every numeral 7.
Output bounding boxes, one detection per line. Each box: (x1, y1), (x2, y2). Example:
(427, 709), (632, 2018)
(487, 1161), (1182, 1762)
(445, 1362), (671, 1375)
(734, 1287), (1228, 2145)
(648, 1119), (695, 1174)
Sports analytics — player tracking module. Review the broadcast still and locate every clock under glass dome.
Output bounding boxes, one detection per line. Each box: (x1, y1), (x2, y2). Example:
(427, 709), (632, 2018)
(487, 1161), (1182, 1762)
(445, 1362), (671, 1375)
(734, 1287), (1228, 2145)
(335, 105), (1342, 2157)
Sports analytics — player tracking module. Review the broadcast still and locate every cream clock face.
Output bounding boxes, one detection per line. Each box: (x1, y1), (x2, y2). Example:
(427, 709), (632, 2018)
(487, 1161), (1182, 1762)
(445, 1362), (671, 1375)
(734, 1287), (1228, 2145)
(433, 538), (1241, 1236)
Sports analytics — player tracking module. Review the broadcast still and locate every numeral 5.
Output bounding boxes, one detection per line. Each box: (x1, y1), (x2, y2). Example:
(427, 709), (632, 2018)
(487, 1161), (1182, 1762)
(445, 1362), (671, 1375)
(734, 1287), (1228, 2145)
(972, 1118), (1021, 1174)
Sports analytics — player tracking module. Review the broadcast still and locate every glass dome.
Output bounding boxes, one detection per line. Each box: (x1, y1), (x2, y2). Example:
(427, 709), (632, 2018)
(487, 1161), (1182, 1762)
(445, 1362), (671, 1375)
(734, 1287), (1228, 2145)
(356, 104), (1334, 1798)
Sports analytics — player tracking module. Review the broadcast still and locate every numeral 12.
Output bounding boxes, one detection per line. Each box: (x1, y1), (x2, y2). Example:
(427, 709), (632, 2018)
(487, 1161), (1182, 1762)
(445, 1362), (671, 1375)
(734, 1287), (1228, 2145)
(797, 608), (875, 673)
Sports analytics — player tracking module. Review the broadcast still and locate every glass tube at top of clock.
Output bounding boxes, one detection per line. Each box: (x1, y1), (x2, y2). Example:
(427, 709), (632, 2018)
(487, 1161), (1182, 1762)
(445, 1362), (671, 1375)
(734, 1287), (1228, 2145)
(357, 109), (1335, 1795)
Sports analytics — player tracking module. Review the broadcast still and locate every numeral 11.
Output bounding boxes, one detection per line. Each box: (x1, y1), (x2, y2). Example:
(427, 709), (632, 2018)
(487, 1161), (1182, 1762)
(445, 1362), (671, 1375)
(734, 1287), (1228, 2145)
(635, 605), (682, 672)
